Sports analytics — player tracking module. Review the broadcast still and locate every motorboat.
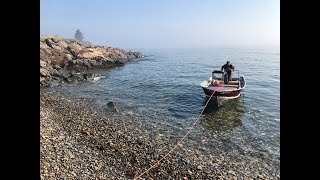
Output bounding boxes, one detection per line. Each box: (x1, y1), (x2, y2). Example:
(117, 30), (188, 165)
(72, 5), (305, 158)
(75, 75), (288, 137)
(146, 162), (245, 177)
(200, 70), (246, 106)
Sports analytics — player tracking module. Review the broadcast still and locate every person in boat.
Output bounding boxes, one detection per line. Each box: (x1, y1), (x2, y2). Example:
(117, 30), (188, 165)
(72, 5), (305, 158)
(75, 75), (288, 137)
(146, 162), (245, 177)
(221, 61), (234, 84)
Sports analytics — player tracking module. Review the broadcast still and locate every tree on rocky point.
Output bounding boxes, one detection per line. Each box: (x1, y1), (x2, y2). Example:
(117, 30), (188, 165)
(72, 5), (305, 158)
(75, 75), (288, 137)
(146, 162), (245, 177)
(74, 29), (84, 41)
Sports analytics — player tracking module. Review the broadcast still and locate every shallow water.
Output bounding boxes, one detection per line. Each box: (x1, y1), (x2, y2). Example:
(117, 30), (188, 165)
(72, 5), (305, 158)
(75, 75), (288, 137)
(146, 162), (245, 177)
(57, 46), (280, 158)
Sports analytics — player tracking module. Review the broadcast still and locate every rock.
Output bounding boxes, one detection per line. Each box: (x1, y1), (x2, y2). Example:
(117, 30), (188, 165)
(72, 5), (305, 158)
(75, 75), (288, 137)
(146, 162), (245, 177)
(259, 152), (269, 159)
(49, 69), (60, 77)
(71, 171), (77, 177)
(63, 61), (69, 67)
(51, 37), (61, 43)
(44, 38), (54, 48)
(82, 61), (91, 68)
(107, 102), (118, 112)
(40, 60), (47, 67)
(257, 174), (264, 179)
(88, 59), (97, 67)
(71, 60), (78, 66)
(40, 68), (50, 77)
(64, 74), (84, 83)
(92, 76), (102, 82)
(64, 53), (73, 61)
(54, 65), (61, 70)
(77, 48), (104, 59)
(83, 73), (94, 80)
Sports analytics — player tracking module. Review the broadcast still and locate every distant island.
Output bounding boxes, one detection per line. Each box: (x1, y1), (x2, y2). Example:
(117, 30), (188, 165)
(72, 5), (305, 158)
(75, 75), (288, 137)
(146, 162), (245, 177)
(40, 35), (143, 87)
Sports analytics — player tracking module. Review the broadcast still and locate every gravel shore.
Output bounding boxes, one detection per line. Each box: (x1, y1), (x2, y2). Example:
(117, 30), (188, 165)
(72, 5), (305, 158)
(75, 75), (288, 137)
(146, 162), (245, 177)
(40, 89), (280, 179)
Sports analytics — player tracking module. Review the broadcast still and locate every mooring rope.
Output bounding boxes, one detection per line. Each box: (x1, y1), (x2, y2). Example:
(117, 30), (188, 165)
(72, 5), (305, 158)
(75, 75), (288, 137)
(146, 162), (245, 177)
(134, 90), (215, 180)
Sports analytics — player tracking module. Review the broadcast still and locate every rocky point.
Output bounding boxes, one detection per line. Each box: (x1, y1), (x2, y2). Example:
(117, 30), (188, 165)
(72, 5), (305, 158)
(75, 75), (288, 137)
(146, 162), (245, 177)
(40, 35), (143, 87)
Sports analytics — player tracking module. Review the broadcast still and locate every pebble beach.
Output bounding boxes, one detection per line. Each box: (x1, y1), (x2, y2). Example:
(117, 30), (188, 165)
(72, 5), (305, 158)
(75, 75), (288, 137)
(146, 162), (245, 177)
(40, 89), (280, 179)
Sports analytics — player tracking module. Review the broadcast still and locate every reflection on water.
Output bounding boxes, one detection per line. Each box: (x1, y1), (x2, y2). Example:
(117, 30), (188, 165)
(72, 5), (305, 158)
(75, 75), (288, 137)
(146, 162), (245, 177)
(200, 96), (245, 132)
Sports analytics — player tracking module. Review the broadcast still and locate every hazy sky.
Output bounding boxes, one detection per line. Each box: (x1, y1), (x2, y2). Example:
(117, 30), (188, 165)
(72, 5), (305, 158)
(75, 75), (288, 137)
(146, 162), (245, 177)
(40, 0), (280, 49)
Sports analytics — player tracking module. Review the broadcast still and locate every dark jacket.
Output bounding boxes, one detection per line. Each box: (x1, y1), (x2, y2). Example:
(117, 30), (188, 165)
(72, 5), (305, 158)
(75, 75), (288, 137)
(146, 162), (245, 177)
(221, 63), (234, 73)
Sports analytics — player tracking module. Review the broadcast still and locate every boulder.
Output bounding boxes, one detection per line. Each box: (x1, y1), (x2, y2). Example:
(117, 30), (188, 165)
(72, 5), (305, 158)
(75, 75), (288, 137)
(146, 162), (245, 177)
(40, 60), (47, 67)
(50, 69), (60, 77)
(107, 102), (118, 112)
(53, 65), (61, 70)
(40, 68), (50, 77)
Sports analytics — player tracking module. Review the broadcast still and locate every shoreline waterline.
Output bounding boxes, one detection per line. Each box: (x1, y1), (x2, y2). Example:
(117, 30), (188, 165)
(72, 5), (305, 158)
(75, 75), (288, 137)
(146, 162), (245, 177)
(40, 88), (279, 179)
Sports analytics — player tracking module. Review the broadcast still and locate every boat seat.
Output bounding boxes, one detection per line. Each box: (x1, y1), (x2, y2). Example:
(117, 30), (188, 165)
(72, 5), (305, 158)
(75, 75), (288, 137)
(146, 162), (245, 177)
(223, 85), (239, 88)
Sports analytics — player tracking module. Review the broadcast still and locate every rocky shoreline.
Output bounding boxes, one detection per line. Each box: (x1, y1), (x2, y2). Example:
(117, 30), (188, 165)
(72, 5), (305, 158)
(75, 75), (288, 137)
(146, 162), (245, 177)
(40, 89), (280, 179)
(40, 36), (143, 87)
(40, 36), (279, 179)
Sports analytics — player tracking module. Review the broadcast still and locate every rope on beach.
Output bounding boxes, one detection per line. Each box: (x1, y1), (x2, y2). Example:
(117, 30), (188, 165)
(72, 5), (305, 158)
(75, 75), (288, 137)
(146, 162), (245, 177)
(134, 91), (215, 180)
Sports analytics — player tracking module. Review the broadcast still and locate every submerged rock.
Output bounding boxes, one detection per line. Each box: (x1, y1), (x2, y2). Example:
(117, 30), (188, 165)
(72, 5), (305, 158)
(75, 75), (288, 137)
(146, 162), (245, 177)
(107, 102), (118, 112)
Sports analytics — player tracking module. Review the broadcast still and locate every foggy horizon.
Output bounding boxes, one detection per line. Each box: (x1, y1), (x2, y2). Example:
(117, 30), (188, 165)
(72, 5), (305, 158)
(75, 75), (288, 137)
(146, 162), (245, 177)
(40, 0), (280, 49)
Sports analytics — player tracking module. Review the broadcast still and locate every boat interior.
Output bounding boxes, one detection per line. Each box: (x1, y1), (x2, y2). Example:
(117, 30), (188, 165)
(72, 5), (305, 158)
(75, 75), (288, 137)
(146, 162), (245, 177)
(209, 77), (245, 89)
(201, 70), (246, 89)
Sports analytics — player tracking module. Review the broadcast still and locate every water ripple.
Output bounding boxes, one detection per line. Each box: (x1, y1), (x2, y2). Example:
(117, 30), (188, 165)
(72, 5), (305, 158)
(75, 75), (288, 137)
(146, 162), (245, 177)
(60, 47), (280, 156)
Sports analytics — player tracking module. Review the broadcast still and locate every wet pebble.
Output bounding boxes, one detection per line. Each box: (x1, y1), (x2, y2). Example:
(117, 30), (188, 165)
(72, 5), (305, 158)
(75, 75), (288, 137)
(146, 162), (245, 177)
(40, 90), (280, 179)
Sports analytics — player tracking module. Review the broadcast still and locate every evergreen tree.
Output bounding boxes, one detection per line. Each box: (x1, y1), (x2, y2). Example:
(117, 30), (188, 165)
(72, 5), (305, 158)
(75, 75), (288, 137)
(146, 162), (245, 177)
(74, 29), (84, 41)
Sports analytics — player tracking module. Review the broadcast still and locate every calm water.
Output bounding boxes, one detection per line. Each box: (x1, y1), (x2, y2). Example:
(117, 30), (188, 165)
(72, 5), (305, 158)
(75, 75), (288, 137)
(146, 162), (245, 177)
(59, 47), (280, 157)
